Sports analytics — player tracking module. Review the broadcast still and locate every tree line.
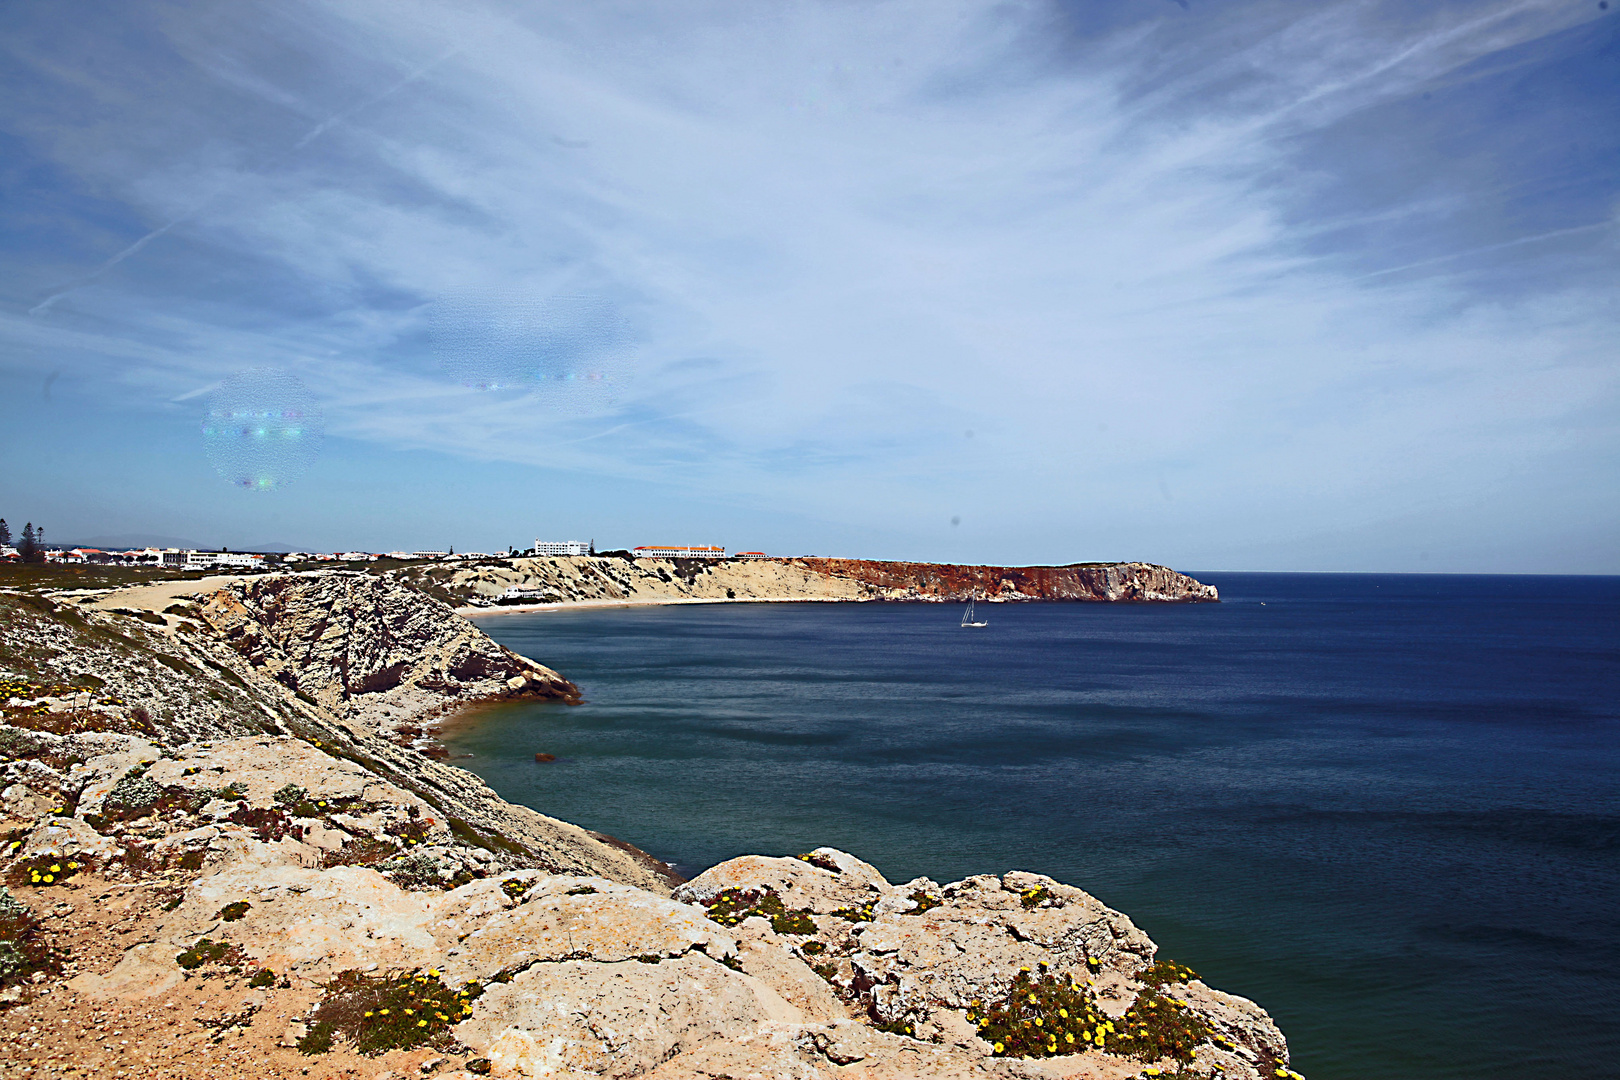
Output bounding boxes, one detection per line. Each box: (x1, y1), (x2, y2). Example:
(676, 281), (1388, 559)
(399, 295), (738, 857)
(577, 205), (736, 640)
(0, 519), (46, 563)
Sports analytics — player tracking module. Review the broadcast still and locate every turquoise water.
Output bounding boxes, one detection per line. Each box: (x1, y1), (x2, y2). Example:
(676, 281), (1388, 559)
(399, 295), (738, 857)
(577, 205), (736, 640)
(447, 573), (1620, 1080)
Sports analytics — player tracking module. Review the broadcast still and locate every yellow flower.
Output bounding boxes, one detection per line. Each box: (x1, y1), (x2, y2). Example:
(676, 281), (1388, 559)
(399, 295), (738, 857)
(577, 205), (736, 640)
(49, 864), (60, 873)
(404, 1009), (415, 1015)
(379, 1009), (390, 1015)
(1058, 1008), (1068, 1018)
(1034, 1018), (1042, 1027)
(364, 1011), (374, 1017)
(418, 1019), (428, 1027)
(42, 874), (53, 883)
(994, 1042), (1005, 1054)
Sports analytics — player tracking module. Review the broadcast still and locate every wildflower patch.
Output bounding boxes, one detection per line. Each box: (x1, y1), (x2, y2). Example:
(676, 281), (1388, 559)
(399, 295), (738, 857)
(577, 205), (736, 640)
(297, 969), (484, 1056)
(701, 887), (817, 934)
(10, 854), (85, 888)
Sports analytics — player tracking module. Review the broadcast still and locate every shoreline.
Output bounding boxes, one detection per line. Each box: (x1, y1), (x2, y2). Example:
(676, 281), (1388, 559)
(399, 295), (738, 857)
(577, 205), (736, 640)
(458, 595), (860, 617)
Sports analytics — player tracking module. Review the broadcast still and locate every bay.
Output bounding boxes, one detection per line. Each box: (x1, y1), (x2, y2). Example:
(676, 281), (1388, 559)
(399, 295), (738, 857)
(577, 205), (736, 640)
(446, 572), (1620, 1080)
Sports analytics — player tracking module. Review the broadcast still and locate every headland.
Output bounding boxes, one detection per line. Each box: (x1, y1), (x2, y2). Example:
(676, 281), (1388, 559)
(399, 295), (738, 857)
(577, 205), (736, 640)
(0, 566), (1300, 1080)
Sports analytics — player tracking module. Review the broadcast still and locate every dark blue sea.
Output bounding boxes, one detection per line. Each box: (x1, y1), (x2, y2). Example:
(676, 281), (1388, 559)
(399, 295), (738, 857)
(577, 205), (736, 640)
(449, 573), (1620, 1080)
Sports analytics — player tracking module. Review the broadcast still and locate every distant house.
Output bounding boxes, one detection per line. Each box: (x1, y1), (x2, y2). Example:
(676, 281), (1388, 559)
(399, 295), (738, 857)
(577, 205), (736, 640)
(338, 552), (374, 561)
(632, 545), (726, 560)
(412, 550), (450, 560)
(533, 541), (590, 556)
(733, 551), (770, 560)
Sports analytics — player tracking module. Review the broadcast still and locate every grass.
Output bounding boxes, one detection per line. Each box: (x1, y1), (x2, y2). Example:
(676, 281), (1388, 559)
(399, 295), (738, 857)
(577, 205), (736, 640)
(297, 969), (484, 1056)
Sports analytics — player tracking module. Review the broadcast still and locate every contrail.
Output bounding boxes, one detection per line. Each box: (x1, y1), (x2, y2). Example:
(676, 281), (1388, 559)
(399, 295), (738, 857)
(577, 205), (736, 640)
(1353, 220), (1614, 282)
(28, 48), (460, 316)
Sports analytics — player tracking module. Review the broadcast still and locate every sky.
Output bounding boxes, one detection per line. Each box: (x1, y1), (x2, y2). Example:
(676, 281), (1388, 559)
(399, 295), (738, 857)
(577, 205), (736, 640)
(1, 0), (1616, 571)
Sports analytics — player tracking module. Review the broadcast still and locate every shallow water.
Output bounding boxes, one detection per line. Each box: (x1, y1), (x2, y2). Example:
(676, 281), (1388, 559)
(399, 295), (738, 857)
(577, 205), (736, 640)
(447, 573), (1620, 1080)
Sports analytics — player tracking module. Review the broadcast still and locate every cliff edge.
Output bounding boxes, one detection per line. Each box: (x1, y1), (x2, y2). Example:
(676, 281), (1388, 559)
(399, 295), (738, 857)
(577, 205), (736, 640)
(391, 555), (1218, 609)
(0, 572), (1300, 1080)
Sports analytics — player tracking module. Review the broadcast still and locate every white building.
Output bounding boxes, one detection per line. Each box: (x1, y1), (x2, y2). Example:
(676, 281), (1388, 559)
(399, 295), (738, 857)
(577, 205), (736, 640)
(412, 550), (450, 559)
(185, 551), (265, 570)
(632, 545), (726, 560)
(533, 541), (590, 556)
(733, 551), (770, 560)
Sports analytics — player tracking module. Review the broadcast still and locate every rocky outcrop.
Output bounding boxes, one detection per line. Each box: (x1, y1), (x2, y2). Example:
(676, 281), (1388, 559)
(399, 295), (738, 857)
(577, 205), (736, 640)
(0, 585), (670, 894)
(796, 559), (1219, 603)
(193, 572), (580, 736)
(393, 556), (1217, 609)
(19, 733), (1294, 1078)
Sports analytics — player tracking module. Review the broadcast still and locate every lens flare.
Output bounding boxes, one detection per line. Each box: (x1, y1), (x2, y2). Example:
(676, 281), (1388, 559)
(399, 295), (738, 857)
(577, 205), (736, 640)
(429, 293), (635, 413)
(201, 368), (325, 490)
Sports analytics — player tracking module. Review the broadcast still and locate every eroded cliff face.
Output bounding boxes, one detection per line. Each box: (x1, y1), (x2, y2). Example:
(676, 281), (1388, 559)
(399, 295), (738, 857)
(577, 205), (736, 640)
(395, 555), (1218, 609)
(0, 580), (668, 894)
(192, 572), (580, 736)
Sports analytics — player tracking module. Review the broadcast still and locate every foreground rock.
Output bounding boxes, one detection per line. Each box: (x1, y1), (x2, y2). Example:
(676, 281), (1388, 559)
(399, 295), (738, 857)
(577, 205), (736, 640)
(3, 732), (1297, 1079)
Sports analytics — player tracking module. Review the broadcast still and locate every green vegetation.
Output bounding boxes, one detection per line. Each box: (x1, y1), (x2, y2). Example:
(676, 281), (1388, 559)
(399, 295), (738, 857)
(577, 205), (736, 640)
(1139, 958), (1198, 987)
(501, 878), (534, 900)
(297, 969), (484, 1056)
(1018, 885), (1052, 909)
(967, 964), (1210, 1064)
(11, 854), (84, 888)
(829, 898), (877, 922)
(216, 901), (251, 922)
(176, 937), (245, 971)
(701, 887), (816, 934)
(0, 887), (61, 986)
(248, 967), (277, 989)
(907, 889), (941, 914)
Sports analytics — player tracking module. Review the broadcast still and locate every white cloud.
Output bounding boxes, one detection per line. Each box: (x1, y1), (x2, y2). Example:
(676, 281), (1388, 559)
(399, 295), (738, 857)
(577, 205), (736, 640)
(3, 0), (1616, 566)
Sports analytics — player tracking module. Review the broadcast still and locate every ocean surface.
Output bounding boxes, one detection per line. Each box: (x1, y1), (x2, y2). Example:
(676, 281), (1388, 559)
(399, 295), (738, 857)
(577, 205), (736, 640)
(447, 573), (1620, 1080)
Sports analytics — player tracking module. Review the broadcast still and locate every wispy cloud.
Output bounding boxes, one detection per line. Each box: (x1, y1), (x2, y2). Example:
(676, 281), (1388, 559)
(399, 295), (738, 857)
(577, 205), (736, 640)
(1, 0), (1615, 567)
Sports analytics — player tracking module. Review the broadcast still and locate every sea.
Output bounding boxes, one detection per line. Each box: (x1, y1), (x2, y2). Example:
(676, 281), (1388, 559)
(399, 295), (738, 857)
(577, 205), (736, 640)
(445, 573), (1620, 1080)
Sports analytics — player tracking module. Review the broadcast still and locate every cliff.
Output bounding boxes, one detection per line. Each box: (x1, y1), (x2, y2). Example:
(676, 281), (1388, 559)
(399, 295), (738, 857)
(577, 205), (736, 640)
(390, 555), (1218, 609)
(0, 571), (1300, 1080)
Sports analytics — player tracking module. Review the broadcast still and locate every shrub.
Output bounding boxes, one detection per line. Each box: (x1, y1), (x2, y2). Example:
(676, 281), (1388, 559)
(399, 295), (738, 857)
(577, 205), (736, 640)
(1018, 885), (1052, 910)
(829, 898), (877, 922)
(247, 968), (276, 989)
(298, 969), (484, 1056)
(907, 889), (941, 914)
(11, 854), (85, 888)
(701, 888), (816, 935)
(321, 837), (401, 868)
(501, 878), (533, 901)
(1138, 958), (1198, 987)
(970, 966), (1108, 1058)
(175, 937), (245, 971)
(0, 887), (61, 986)
(216, 901), (251, 922)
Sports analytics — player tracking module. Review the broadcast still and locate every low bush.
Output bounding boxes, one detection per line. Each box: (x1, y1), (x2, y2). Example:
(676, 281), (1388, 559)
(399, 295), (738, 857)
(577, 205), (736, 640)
(701, 888), (816, 935)
(969, 965), (1209, 1063)
(0, 887), (61, 986)
(297, 969), (484, 1056)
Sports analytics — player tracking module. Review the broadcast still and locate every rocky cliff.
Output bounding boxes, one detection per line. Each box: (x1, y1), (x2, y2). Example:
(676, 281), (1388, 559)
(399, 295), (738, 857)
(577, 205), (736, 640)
(0, 571), (1301, 1080)
(392, 556), (1218, 609)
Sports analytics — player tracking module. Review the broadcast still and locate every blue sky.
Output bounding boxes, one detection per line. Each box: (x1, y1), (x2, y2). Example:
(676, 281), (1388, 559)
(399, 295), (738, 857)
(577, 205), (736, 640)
(1, 0), (1615, 570)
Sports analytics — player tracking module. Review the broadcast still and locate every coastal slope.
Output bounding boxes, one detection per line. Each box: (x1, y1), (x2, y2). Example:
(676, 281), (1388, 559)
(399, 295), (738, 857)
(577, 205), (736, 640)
(0, 571), (1298, 1080)
(389, 555), (1218, 610)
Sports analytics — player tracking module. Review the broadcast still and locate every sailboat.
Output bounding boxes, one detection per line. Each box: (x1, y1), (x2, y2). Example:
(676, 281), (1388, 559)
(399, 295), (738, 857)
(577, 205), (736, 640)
(961, 591), (988, 628)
